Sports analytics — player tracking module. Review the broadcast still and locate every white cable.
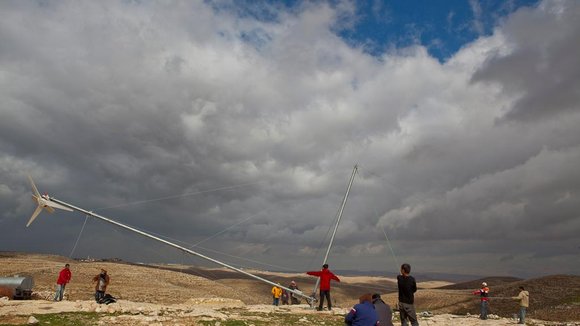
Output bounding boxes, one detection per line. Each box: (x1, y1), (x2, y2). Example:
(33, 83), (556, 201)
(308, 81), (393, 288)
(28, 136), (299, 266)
(68, 214), (89, 258)
(96, 181), (265, 210)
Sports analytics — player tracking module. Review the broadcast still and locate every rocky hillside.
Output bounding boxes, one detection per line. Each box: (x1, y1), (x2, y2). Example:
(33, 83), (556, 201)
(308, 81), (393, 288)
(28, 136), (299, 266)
(428, 274), (580, 322)
(1, 252), (579, 324)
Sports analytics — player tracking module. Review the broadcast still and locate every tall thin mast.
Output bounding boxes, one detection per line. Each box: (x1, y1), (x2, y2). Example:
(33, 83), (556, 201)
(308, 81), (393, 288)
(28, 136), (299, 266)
(311, 164), (357, 296)
(47, 196), (315, 302)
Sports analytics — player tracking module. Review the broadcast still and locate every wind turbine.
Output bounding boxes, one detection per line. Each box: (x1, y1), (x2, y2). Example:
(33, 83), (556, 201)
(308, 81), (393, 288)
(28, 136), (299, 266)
(26, 175), (72, 227)
(24, 176), (316, 304)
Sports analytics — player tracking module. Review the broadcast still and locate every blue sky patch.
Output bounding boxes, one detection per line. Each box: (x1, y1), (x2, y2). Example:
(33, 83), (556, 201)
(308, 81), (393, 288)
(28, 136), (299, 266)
(208, 0), (539, 62)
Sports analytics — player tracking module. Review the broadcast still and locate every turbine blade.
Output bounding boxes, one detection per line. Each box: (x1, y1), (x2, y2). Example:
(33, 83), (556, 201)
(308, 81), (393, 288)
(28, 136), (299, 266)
(26, 205), (43, 227)
(28, 175), (41, 198)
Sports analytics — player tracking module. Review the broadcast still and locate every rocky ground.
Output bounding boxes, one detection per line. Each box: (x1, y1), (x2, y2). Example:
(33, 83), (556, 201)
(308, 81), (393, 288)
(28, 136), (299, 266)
(1, 298), (578, 326)
(1, 252), (578, 325)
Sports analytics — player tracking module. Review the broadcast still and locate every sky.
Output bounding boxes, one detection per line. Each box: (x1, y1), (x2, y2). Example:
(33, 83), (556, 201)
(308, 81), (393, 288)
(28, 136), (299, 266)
(1, 0), (579, 279)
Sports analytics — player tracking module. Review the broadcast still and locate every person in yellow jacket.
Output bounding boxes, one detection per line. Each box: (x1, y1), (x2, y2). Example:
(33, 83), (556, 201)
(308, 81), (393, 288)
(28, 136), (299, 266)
(512, 286), (529, 324)
(271, 284), (283, 306)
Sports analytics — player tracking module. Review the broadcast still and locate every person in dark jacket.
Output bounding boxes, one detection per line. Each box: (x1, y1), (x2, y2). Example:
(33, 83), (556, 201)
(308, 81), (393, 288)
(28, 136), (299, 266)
(54, 263), (72, 301)
(288, 280), (301, 304)
(372, 293), (394, 326)
(473, 282), (490, 320)
(281, 289), (289, 305)
(397, 263), (419, 326)
(306, 263), (340, 311)
(345, 293), (379, 326)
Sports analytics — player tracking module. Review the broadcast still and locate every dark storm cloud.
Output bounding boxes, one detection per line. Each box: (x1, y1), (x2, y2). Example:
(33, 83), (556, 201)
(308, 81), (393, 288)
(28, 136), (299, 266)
(0, 0), (578, 277)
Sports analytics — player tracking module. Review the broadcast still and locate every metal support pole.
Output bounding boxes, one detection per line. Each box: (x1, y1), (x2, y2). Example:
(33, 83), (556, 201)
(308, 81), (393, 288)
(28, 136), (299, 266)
(48, 196), (315, 303)
(311, 164), (357, 297)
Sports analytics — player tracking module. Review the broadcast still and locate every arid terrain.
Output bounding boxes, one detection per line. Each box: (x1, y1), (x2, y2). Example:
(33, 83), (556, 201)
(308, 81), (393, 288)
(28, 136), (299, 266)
(1, 252), (579, 325)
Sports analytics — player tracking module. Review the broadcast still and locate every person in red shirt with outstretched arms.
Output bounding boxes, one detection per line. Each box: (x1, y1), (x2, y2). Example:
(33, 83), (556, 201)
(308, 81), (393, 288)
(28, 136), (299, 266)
(54, 263), (72, 301)
(306, 263), (340, 311)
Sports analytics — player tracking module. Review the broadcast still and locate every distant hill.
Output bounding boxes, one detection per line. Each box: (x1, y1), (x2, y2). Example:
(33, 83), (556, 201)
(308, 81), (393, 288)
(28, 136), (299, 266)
(432, 274), (580, 322)
(437, 276), (522, 290)
(489, 275), (580, 322)
(335, 270), (485, 282)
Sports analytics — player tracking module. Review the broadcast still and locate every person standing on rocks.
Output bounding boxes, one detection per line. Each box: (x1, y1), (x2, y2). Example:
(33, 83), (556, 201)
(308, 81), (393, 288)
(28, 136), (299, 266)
(473, 282), (490, 320)
(281, 288), (289, 305)
(372, 293), (394, 326)
(92, 268), (110, 303)
(54, 263), (71, 301)
(289, 280), (300, 305)
(271, 284), (282, 306)
(512, 286), (529, 324)
(306, 263), (340, 311)
(397, 263), (419, 326)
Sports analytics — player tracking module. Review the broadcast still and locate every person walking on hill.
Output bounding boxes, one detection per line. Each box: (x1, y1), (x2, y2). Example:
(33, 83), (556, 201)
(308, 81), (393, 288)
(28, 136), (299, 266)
(271, 284), (282, 306)
(306, 263), (340, 311)
(512, 286), (529, 324)
(54, 263), (71, 301)
(345, 293), (379, 326)
(92, 269), (110, 303)
(397, 263), (419, 326)
(473, 282), (490, 320)
(372, 293), (394, 326)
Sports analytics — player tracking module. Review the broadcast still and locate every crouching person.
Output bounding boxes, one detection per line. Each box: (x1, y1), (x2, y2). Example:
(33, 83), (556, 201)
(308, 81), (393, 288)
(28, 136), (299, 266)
(372, 293), (394, 326)
(92, 269), (110, 303)
(345, 293), (379, 326)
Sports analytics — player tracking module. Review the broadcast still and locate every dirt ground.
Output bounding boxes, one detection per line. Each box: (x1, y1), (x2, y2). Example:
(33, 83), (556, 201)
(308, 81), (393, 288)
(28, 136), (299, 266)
(1, 253), (578, 325)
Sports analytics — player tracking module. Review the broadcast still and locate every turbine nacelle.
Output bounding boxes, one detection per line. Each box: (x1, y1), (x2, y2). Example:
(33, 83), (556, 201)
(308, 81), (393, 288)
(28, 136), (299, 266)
(27, 175), (72, 227)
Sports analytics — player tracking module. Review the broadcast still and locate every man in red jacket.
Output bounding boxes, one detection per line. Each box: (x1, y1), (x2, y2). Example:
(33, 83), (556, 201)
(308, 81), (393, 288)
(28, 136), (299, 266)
(307, 263), (340, 311)
(54, 263), (72, 301)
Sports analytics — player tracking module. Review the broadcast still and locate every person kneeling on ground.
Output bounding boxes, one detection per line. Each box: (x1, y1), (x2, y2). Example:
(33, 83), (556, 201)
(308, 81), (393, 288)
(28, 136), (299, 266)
(372, 293), (394, 326)
(345, 293), (379, 326)
(92, 268), (110, 303)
